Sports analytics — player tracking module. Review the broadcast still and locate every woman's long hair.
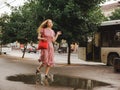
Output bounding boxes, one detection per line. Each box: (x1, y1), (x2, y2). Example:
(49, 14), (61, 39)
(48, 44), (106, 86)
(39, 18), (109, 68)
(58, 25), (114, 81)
(37, 19), (52, 33)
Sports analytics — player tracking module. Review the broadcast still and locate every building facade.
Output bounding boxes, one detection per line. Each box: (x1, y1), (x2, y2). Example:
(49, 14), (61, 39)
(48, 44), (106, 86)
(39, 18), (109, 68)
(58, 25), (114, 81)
(101, 0), (120, 17)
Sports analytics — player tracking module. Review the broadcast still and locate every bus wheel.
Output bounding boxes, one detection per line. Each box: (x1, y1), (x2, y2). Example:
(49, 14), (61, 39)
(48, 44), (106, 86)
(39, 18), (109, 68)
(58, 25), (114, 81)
(107, 54), (119, 66)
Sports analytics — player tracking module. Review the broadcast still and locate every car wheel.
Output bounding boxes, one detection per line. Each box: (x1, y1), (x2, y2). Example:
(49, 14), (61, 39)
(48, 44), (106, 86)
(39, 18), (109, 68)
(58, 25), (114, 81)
(107, 54), (119, 66)
(4, 52), (6, 54)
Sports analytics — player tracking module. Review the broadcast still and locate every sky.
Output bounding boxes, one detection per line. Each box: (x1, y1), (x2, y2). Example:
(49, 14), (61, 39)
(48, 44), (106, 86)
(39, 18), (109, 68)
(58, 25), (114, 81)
(101, 0), (120, 5)
(0, 0), (27, 16)
(0, 0), (120, 16)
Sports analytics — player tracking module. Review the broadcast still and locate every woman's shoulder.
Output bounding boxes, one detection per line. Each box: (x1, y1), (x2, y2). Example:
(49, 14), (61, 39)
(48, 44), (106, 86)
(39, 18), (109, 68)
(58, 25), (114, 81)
(40, 28), (44, 32)
(45, 28), (54, 32)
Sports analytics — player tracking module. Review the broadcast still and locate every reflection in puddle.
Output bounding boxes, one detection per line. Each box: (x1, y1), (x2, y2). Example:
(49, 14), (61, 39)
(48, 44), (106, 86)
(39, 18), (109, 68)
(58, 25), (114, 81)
(7, 74), (110, 90)
(7, 74), (35, 84)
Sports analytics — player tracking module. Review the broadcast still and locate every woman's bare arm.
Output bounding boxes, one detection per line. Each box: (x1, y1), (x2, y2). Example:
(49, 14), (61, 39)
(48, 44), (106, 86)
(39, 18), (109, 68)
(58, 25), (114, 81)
(38, 33), (47, 40)
(53, 31), (61, 42)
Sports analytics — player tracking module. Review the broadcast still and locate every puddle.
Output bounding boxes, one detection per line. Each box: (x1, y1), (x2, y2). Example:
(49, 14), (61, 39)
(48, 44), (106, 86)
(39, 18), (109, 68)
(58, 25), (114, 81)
(7, 74), (110, 90)
(7, 74), (35, 84)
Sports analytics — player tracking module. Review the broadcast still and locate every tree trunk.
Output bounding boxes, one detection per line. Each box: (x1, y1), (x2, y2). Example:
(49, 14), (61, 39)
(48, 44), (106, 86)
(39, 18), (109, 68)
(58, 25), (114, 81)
(67, 43), (71, 65)
(0, 44), (2, 55)
(22, 44), (27, 58)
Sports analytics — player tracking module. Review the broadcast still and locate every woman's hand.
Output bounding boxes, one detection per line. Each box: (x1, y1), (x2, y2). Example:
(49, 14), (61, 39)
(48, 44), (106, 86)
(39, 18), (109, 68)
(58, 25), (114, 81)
(57, 31), (62, 36)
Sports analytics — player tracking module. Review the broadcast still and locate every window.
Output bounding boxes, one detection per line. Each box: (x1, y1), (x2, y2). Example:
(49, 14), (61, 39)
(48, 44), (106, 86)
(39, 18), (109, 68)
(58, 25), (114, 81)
(114, 31), (120, 41)
(101, 31), (109, 47)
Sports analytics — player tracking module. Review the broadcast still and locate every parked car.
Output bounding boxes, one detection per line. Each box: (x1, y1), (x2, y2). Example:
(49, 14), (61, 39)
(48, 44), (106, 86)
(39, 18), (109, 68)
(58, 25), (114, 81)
(0, 46), (12, 54)
(21, 46), (37, 53)
(27, 46), (37, 53)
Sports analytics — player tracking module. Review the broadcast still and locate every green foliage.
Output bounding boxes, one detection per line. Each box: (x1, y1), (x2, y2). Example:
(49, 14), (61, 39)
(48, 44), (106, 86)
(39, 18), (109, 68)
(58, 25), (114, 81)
(33, 0), (106, 46)
(109, 8), (120, 20)
(0, 14), (11, 44)
(0, 4), (38, 45)
(0, 0), (105, 46)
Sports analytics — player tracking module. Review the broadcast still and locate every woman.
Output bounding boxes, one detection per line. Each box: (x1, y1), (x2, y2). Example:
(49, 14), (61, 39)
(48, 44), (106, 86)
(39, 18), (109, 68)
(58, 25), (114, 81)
(36, 19), (61, 77)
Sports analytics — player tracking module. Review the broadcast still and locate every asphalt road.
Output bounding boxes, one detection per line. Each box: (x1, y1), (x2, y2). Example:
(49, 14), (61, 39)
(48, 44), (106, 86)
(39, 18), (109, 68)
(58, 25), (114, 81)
(0, 50), (120, 90)
(0, 55), (74, 90)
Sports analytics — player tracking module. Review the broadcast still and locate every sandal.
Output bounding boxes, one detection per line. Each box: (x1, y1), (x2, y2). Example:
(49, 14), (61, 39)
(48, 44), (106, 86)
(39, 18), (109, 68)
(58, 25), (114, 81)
(36, 68), (40, 74)
(45, 75), (48, 78)
(38, 59), (42, 62)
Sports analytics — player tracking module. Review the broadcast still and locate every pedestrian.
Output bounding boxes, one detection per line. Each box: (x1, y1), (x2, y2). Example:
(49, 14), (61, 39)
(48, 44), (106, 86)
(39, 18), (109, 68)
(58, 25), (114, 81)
(36, 19), (61, 77)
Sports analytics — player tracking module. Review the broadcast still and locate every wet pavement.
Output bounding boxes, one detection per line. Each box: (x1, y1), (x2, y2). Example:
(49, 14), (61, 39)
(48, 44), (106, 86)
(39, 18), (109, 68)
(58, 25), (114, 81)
(0, 54), (120, 90)
(6, 73), (110, 90)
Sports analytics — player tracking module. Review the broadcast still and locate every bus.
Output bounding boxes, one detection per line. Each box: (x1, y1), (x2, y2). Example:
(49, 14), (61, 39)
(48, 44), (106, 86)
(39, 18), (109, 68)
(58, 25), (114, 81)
(78, 20), (120, 66)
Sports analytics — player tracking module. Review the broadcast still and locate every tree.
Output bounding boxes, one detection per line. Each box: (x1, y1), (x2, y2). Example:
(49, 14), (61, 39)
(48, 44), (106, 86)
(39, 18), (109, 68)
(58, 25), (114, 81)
(0, 14), (11, 44)
(0, 4), (38, 58)
(28, 0), (105, 64)
(109, 8), (120, 20)
(10, 5), (38, 58)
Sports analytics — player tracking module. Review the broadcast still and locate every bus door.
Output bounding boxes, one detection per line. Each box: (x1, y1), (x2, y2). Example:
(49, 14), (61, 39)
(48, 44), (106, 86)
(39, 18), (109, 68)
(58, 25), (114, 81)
(86, 32), (101, 62)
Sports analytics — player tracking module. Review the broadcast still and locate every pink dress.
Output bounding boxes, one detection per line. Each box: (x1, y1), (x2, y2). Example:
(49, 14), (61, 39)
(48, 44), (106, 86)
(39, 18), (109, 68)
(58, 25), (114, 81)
(40, 28), (55, 66)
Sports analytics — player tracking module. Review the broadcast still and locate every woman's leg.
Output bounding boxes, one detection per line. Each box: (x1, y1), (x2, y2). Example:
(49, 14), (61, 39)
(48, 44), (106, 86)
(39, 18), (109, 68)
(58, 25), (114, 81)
(36, 64), (44, 74)
(37, 64), (44, 72)
(45, 66), (50, 76)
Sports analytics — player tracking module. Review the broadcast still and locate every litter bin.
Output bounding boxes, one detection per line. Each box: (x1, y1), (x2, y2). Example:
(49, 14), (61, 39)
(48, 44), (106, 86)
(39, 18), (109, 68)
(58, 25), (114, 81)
(113, 58), (120, 72)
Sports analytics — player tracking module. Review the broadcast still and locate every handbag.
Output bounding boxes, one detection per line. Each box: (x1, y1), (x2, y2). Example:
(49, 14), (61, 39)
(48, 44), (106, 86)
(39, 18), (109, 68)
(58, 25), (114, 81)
(38, 40), (48, 49)
(37, 29), (48, 50)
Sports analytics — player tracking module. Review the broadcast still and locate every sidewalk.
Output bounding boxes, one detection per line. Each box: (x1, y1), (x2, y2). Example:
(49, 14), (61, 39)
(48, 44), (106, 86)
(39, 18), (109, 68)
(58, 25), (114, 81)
(6, 49), (105, 65)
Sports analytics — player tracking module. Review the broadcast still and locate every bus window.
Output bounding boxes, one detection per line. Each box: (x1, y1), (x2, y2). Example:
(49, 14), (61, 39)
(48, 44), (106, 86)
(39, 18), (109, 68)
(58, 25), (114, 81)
(112, 30), (120, 47)
(101, 31), (109, 47)
(114, 31), (120, 41)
